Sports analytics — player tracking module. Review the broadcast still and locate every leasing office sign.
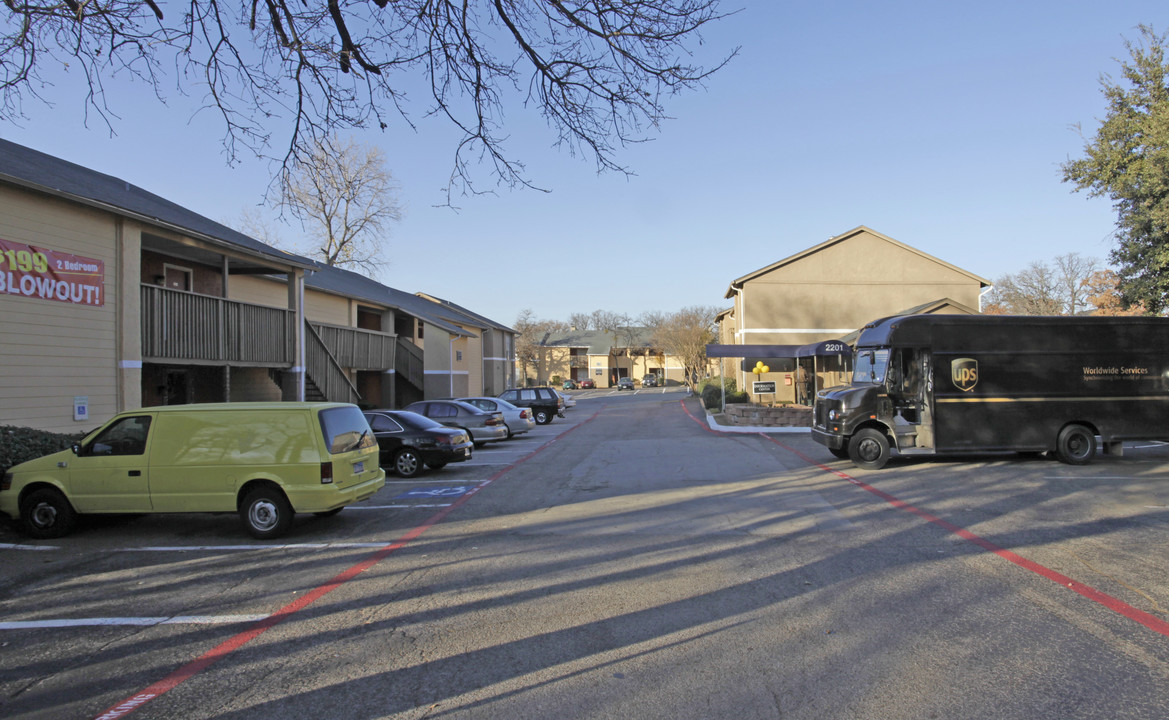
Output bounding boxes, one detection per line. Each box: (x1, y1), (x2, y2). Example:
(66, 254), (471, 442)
(0, 238), (104, 306)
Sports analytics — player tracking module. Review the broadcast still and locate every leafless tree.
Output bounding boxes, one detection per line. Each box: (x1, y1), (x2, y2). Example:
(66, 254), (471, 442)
(567, 312), (593, 331)
(984, 253), (1100, 315)
(513, 309), (567, 386)
(282, 135), (402, 273)
(643, 305), (718, 388)
(229, 206), (286, 249)
(1, 1), (736, 198)
(1054, 253), (1099, 316)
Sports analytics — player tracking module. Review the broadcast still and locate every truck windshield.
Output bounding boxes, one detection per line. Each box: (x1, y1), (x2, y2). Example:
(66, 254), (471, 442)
(852, 348), (890, 384)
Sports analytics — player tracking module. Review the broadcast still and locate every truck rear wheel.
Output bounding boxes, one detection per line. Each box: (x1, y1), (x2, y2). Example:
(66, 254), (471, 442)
(848, 428), (890, 470)
(1056, 424), (1096, 465)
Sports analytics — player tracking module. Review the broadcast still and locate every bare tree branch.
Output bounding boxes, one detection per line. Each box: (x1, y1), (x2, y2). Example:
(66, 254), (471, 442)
(0, 0), (736, 198)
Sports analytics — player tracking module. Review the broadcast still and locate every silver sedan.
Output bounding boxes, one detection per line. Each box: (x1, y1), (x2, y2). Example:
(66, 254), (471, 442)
(460, 396), (536, 438)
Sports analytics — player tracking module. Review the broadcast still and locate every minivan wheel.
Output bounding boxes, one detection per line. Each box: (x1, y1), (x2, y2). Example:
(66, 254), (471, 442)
(848, 428), (890, 470)
(394, 448), (422, 478)
(1056, 424), (1096, 465)
(20, 488), (77, 539)
(240, 486), (294, 539)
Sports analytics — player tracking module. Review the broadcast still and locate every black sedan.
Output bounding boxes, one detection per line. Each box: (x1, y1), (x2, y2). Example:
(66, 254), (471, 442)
(362, 410), (473, 478)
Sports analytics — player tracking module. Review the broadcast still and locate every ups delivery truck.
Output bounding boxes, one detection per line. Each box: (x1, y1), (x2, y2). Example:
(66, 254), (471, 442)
(812, 314), (1169, 470)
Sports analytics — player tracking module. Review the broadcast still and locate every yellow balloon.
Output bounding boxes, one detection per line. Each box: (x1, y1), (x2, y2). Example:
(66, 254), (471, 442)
(762, 365), (770, 373)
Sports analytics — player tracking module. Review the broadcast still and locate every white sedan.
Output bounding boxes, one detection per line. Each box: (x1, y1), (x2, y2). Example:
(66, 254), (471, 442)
(460, 396), (536, 438)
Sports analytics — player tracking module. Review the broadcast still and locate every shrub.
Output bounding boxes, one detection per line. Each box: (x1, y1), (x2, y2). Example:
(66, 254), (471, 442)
(0, 425), (86, 476)
(698, 376), (739, 409)
(696, 375), (736, 395)
(726, 391), (750, 404)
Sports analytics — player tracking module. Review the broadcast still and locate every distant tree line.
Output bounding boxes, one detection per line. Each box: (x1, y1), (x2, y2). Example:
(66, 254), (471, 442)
(983, 252), (1145, 316)
(513, 306), (720, 388)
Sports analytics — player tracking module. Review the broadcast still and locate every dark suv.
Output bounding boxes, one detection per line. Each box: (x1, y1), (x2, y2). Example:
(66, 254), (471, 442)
(498, 387), (565, 424)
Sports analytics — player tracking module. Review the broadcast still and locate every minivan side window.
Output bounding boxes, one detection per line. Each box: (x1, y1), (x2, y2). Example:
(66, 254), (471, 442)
(83, 416), (152, 456)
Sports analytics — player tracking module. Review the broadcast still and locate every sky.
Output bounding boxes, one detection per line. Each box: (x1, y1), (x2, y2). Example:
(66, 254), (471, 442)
(2, 1), (1164, 327)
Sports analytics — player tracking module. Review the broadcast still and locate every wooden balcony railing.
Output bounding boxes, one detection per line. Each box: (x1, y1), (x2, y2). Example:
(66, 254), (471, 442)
(143, 286), (423, 403)
(141, 285), (294, 365)
(309, 322), (396, 371)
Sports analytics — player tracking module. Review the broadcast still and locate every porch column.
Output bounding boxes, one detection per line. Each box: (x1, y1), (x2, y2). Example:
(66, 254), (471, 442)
(282, 269), (306, 401)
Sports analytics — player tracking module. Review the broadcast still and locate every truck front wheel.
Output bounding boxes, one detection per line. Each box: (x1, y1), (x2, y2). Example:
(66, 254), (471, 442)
(848, 429), (890, 470)
(1056, 424), (1096, 465)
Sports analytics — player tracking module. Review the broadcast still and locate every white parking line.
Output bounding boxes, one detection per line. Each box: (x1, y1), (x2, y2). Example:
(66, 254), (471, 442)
(382, 479), (470, 484)
(109, 543), (392, 551)
(0, 543), (57, 551)
(0, 615), (269, 630)
(349, 504), (452, 509)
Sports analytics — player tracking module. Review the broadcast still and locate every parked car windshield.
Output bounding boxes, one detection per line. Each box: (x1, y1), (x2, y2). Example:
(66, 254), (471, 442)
(319, 406), (378, 453)
(852, 348), (890, 384)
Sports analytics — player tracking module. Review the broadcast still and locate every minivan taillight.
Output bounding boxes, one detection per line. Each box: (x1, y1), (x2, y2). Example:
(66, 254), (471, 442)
(320, 462), (334, 484)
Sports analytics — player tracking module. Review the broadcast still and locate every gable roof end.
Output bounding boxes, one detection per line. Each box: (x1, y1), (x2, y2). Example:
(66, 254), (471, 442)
(724, 225), (991, 298)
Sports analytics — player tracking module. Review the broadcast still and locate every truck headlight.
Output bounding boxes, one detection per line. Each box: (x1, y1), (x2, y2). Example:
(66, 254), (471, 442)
(828, 409), (841, 422)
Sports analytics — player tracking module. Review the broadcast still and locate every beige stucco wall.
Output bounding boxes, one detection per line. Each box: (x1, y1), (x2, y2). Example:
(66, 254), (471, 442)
(735, 229), (983, 346)
(0, 186), (130, 432)
(230, 274), (350, 325)
(725, 228), (985, 402)
(422, 326), (474, 398)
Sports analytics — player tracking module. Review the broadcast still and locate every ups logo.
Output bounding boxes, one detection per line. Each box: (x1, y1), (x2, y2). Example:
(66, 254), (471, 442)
(952, 358), (979, 392)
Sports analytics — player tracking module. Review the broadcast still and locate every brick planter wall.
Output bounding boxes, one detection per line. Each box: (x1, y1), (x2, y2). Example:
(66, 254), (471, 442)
(724, 404), (812, 427)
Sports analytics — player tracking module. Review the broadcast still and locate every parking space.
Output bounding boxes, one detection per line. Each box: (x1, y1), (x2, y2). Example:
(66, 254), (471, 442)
(5, 395), (1169, 719)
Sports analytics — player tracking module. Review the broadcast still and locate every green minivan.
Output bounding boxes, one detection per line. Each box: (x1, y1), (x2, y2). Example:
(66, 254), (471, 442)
(0, 402), (385, 539)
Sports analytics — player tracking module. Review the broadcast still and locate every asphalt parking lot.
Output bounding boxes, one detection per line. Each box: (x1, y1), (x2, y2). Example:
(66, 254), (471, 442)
(3, 389), (1169, 719)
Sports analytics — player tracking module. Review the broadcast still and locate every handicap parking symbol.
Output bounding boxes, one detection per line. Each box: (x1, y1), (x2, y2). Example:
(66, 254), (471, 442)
(394, 486), (475, 500)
